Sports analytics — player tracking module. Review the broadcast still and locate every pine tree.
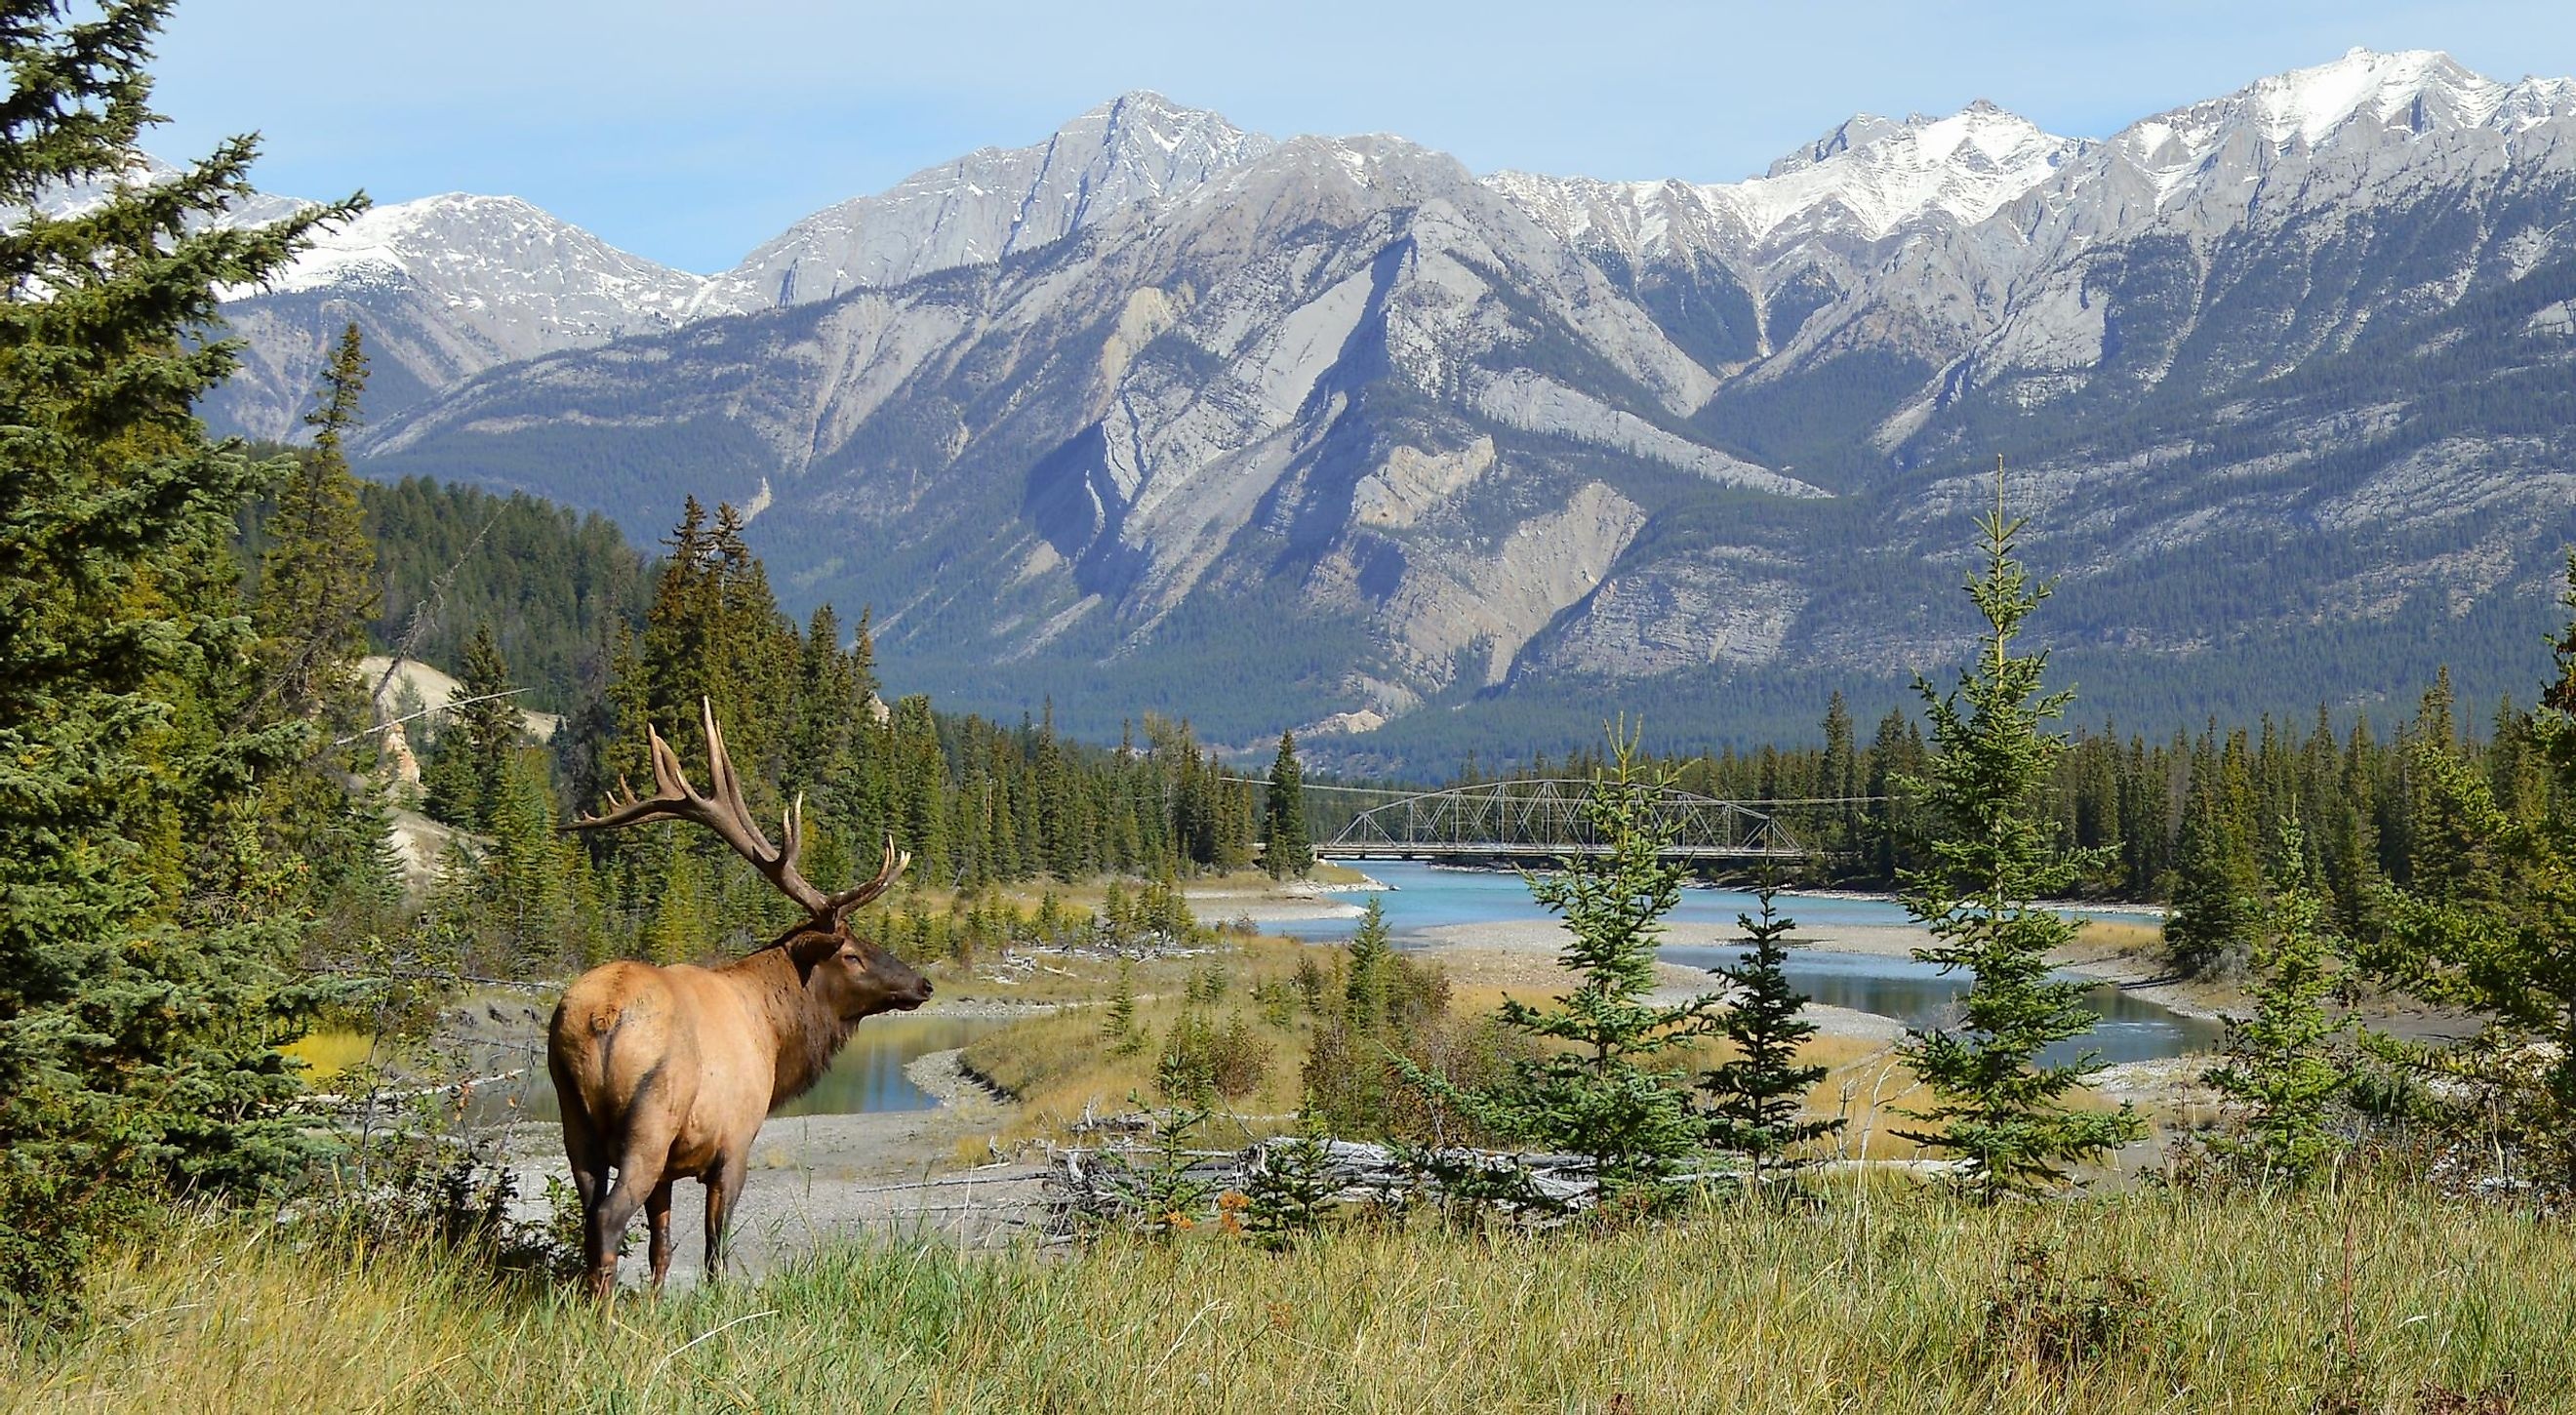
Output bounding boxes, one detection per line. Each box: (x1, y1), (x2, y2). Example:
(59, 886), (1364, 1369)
(2164, 750), (2260, 979)
(0, 1), (361, 1318)
(1104, 957), (1144, 1056)
(1893, 461), (2144, 1202)
(254, 321), (378, 725)
(2368, 556), (2576, 1187)
(1263, 729), (1311, 879)
(2205, 821), (2351, 1185)
(1864, 708), (1921, 884)
(1821, 691), (1858, 867)
(1344, 897), (1395, 1034)
(645, 841), (714, 965)
(1243, 1105), (1341, 1250)
(1101, 878), (1133, 950)
(1406, 731), (1721, 1210)
(1700, 883), (1841, 1190)
(424, 623), (522, 828)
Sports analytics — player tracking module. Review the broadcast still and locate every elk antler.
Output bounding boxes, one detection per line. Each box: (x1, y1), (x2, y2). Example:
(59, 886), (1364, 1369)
(825, 832), (908, 916)
(572, 698), (908, 928)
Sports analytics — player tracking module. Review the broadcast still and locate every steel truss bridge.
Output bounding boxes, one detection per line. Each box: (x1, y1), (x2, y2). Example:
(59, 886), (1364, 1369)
(1309, 779), (1805, 862)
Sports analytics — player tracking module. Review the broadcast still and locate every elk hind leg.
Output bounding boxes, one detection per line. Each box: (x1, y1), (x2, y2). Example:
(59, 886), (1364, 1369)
(586, 1131), (673, 1300)
(644, 1179), (677, 1290)
(551, 1062), (616, 1285)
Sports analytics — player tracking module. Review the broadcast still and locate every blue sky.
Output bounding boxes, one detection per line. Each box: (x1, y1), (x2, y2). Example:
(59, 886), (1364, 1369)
(150, 1), (2576, 273)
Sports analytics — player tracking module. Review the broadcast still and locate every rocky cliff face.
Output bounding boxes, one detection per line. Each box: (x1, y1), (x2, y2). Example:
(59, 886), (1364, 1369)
(163, 50), (2576, 756)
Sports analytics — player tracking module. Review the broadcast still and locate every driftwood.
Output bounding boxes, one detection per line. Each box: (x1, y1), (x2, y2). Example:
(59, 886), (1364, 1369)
(1040, 1135), (1689, 1235)
(288, 1068), (531, 1113)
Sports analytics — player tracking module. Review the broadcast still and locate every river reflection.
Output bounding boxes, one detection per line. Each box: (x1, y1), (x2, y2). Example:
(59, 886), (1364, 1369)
(1662, 942), (2220, 1066)
(1279, 861), (2211, 1063)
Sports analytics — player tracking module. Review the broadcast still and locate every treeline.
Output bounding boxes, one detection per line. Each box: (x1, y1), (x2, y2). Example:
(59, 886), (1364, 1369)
(240, 462), (654, 714)
(1457, 679), (2536, 926)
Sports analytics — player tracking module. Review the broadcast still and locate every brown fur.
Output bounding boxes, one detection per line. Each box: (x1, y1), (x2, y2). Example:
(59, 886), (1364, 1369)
(546, 923), (930, 1297)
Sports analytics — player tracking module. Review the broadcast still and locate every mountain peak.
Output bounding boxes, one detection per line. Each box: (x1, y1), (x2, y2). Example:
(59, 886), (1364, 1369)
(1763, 113), (1910, 177)
(2247, 47), (2487, 145)
(699, 91), (1275, 313)
(2107, 48), (2576, 206)
(1730, 101), (2078, 240)
(1058, 89), (1266, 163)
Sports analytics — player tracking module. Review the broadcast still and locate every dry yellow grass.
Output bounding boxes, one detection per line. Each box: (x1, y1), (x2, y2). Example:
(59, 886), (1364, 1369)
(2072, 919), (2165, 954)
(963, 938), (1319, 1143)
(276, 1028), (375, 1081)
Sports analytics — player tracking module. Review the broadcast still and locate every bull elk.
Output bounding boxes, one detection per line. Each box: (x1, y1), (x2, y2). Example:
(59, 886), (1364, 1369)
(547, 700), (929, 1297)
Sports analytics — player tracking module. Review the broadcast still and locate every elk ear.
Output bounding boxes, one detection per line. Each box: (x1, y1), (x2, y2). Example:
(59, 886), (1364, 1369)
(785, 925), (841, 968)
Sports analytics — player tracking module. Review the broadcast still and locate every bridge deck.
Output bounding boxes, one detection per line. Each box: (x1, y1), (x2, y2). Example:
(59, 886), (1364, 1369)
(1294, 778), (1834, 864)
(1310, 842), (1806, 860)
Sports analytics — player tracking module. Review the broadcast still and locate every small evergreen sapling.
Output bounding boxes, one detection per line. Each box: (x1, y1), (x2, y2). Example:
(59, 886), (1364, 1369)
(1403, 730), (1721, 1212)
(1126, 1092), (1218, 1240)
(1104, 957), (1144, 1056)
(1243, 1105), (1342, 1250)
(2205, 821), (2352, 1185)
(1700, 882), (1842, 1190)
(1345, 896), (1396, 1033)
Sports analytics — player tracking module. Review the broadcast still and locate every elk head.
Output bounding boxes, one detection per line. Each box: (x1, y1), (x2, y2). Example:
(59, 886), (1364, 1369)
(572, 698), (930, 1015)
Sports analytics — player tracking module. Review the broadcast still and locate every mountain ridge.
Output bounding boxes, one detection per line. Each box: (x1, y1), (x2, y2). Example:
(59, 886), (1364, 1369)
(137, 48), (2576, 762)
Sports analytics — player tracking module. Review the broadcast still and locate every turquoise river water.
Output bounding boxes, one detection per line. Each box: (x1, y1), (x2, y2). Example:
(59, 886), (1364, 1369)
(1263, 861), (2213, 1065)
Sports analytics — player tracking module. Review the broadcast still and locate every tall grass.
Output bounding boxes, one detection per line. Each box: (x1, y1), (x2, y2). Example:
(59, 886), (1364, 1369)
(11, 1183), (2565, 1412)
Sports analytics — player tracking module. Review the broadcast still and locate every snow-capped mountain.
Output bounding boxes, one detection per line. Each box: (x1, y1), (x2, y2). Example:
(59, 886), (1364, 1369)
(1497, 100), (2087, 255)
(184, 50), (2576, 756)
(201, 92), (1277, 436)
(206, 194), (714, 437)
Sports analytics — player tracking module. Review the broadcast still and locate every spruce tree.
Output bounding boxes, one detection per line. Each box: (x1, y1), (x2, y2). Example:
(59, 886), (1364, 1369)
(1243, 1105), (1341, 1250)
(0, 0), (361, 1317)
(423, 623), (521, 828)
(1104, 957), (1144, 1056)
(253, 321), (378, 724)
(1700, 883), (1841, 1190)
(1344, 897), (1395, 1034)
(1821, 691), (1858, 865)
(2165, 754), (2260, 979)
(2205, 821), (2351, 1185)
(2368, 556), (2576, 1186)
(1407, 732), (1721, 1210)
(1101, 878), (1132, 950)
(1263, 729), (1311, 879)
(243, 322), (397, 913)
(1893, 461), (2144, 1202)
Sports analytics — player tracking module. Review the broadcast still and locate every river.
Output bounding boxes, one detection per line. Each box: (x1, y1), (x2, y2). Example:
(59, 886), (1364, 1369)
(1265, 861), (2215, 1064)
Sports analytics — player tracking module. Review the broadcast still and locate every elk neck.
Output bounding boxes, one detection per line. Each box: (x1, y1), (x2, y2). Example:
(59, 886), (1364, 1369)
(722, 946), (858, 1107)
